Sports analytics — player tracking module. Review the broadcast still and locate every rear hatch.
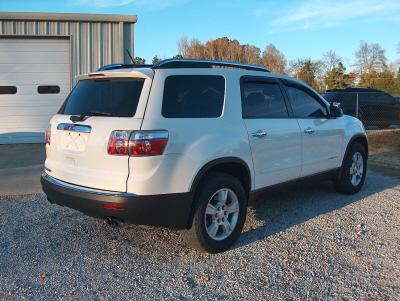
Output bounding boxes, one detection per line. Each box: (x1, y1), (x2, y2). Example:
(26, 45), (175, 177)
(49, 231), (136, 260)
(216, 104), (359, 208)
(45, 69), (153, 192)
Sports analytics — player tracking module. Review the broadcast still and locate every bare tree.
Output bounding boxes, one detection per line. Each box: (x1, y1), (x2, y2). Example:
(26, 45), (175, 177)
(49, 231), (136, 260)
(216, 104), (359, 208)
(177, 36), (189, 57)
(177, 36), (206, 59)
(355, 41), (387, 74)
(261, 44), (287, 74)
(322, 50), (342, 72)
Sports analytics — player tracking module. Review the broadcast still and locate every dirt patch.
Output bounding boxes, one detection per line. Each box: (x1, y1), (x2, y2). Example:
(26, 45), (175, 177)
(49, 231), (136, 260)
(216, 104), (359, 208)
(367, 129), (400, 177)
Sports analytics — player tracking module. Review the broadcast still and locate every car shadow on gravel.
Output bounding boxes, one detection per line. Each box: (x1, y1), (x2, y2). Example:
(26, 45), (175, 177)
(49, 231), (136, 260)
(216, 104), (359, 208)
(235, 170), (400, 249)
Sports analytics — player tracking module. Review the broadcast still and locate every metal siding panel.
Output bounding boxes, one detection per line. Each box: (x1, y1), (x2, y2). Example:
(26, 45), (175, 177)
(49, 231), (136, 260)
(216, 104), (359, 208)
(2, 21), (14, 34)
(14, 21), (24, 34)
(80, 22), (86, 75)
(24, 21), (35, 34)
(108, 23), (113, 64)
(68, 22), (79, 82)
(107, 22), (112, 65)
(58, 21), (68, 34)
(115, 22), (123, 63)
(47, 21), (58, 35)
(36, 21), (46, 35)
(101, 22), (111, 66)
(123, 22), (134, 63)
(0, 18), (134, 80)
(91, 23), (99, 70)
(111, 23), (115, 63)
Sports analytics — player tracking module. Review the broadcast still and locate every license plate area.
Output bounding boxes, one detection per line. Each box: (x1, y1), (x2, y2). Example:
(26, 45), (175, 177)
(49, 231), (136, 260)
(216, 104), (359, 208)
(57, 123), (91, 152)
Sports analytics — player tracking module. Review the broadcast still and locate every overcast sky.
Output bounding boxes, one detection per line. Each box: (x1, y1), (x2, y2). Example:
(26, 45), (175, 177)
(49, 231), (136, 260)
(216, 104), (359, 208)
(1, 0), (399, 67)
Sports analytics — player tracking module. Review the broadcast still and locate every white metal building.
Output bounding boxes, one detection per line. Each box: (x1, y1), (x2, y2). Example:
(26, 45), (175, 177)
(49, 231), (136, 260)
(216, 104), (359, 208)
(0, 12), (137, 144)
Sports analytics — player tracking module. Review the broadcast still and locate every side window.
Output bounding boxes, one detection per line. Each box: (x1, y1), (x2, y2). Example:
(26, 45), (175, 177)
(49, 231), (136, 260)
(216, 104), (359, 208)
(162, 75), (225, 118)
(285, 85), (328, 118)
(241, 81), (289, 118)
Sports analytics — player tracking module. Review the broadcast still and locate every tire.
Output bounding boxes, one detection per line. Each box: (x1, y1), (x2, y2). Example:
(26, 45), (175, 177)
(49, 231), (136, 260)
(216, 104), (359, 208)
(334, 142), (367, 194)
(185, 172), (247, 253)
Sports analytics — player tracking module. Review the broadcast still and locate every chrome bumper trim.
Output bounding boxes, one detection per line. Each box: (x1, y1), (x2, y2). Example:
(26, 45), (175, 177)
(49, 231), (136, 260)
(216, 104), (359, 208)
(42, 173), (134, 197)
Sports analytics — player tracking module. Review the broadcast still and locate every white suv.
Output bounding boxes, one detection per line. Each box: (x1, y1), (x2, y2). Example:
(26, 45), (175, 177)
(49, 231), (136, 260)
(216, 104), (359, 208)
(41, 59), (368, 253)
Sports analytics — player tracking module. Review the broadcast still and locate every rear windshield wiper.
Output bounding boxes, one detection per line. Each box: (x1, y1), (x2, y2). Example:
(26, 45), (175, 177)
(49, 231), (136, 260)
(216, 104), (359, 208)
(70, 111), (113, 122)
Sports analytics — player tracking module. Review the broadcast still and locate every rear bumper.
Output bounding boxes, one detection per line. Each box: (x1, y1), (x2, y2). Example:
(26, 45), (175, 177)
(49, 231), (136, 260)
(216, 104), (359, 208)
(41, 173), (193, 229)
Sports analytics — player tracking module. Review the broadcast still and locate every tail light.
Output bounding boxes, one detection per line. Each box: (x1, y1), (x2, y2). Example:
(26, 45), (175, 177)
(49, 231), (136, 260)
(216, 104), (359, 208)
(107, 130), (168, 156)
(129, 130), (169, 156)
(107, 130), (131, 155)
(45, 125), (51, 145)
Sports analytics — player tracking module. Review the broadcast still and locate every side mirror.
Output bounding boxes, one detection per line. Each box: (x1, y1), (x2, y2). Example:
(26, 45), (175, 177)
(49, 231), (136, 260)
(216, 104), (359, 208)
(329, 103), (343, 118)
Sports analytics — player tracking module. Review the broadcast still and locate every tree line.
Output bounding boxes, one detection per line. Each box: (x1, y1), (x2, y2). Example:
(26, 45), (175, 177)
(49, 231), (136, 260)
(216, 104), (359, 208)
(134, 37), (400, 95)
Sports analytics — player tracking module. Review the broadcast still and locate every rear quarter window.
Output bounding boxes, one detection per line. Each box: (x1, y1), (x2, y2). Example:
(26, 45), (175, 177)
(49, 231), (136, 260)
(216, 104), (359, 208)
(162, 75), (225, 118)
(59, 78), (144, 117)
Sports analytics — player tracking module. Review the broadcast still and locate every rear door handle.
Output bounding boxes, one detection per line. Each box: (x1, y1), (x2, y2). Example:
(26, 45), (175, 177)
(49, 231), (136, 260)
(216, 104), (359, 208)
(304, 127), (315, 134)
(252, 130), (267, 138)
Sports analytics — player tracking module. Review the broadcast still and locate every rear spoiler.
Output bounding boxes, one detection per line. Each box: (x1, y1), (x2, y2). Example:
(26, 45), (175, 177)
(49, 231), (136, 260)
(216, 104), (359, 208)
(76, 69), (154, 81)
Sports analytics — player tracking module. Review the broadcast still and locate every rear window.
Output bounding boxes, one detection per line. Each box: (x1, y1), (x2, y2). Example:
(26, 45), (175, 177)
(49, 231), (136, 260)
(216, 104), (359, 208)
(162, 75), (225, 118)
(59, 78), (145, 117)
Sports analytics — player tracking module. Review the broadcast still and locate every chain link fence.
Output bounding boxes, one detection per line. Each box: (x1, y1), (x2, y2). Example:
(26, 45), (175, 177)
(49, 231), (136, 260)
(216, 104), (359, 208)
(322, 90), (400, 130)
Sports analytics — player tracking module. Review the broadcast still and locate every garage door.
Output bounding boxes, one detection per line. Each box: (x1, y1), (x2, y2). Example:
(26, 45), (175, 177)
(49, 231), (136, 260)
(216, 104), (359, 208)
(0, 38), (70, 144)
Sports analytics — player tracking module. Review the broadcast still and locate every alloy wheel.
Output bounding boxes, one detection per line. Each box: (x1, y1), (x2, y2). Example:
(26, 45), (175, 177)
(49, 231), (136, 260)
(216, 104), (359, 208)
(350, 151), (364, 186)
(204, 188), (240, 241)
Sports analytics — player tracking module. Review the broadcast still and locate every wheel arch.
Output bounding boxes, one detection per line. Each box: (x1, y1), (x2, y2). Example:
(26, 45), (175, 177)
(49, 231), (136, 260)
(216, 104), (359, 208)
(186, 157), (252, 228)
(343, 134), (368, 166)
(190, 157), (252, 195)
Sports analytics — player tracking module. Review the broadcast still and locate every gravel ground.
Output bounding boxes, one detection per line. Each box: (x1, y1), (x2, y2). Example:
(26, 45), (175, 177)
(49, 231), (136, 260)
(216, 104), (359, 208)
(0, 171), (399, 300)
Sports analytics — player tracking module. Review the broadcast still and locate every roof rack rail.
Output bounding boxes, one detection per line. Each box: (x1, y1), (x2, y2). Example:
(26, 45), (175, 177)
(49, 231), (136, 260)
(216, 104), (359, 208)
(153, 58), (270, 72)
(97, 63), (152, 71)
(96, 59), (270, 72)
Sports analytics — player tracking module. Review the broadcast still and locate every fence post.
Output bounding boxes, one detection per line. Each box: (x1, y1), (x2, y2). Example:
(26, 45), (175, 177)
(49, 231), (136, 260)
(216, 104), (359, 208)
(356, 93), (359, 119)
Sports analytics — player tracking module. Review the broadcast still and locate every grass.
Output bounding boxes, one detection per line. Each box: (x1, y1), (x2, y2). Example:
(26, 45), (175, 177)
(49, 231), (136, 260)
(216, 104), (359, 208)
(367, 129), (400, 178)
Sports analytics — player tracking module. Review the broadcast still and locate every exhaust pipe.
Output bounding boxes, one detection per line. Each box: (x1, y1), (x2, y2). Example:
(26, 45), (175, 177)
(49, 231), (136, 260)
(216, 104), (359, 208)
(106, 217), (125, 227)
